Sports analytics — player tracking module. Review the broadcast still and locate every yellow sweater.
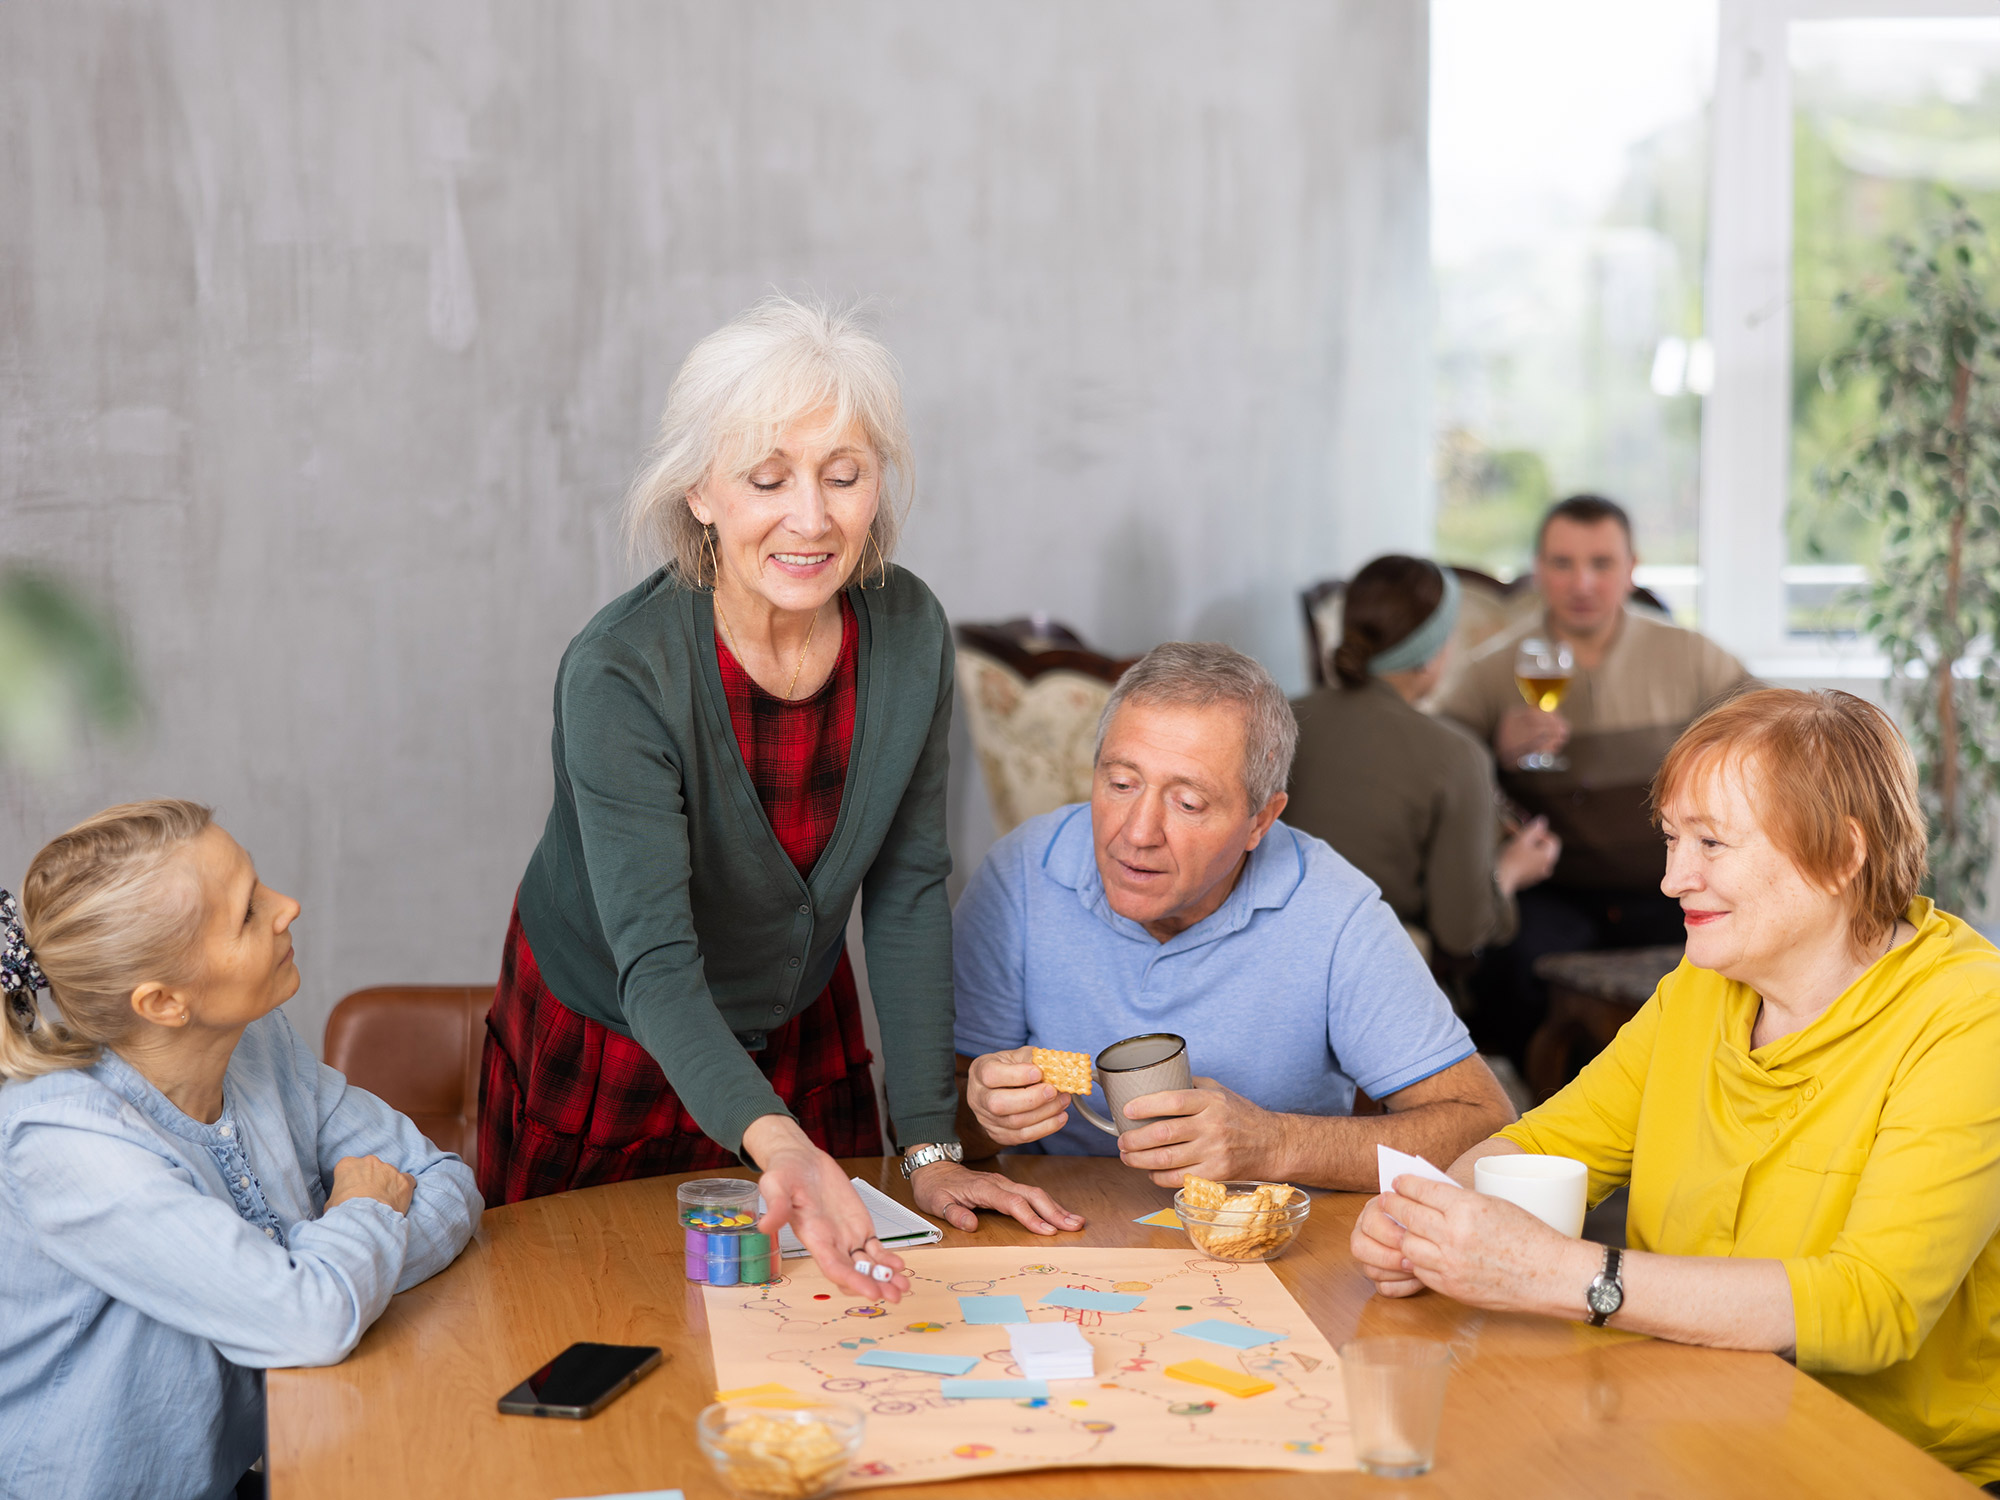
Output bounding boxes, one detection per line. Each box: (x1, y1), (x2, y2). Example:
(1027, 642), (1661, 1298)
(1498, 900), (2000, 1480)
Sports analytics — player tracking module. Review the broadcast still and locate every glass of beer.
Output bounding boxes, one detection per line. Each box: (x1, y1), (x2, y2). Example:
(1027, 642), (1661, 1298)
(1512, 637), (1573, 770)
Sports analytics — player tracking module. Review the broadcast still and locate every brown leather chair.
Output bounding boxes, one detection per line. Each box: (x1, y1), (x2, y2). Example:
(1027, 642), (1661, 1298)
(323, 985), (494, 1172)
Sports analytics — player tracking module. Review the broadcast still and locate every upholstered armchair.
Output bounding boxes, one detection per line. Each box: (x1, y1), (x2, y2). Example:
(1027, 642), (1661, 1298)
(954, 619), (1136, 836)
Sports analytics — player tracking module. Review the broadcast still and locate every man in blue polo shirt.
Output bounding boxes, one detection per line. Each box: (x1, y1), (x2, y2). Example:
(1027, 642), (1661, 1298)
(953, 642), (1515, 1190)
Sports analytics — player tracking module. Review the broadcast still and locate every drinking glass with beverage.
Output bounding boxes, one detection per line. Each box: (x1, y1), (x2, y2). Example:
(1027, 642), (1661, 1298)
(1511, 638), (1573, 770)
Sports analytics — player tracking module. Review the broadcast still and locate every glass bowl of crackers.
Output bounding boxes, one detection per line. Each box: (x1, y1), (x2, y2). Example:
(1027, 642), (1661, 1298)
(696, 1400), (865, 1500)
(1174, 1177), (1310, 1262)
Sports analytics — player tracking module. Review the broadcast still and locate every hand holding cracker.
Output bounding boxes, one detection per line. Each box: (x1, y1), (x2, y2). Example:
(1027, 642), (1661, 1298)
(964, 1046), (1075, 1148)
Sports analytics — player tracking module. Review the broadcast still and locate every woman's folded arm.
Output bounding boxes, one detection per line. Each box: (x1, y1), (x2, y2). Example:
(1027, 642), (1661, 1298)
(3, 1107), (406, 1369)
(310, 1052), (481, 1292)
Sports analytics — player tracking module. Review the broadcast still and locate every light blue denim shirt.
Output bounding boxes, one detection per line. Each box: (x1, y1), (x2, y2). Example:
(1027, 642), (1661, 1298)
(0, 1009), (482, 1500)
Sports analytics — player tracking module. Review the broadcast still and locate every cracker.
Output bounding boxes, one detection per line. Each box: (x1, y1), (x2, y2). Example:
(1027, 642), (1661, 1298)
(1031, 1047), (1095, 1096)
(1181, 1175), (1227, 1211)
(1181, 1179), (1303, 1261)
(715, 1413), (848, 1499)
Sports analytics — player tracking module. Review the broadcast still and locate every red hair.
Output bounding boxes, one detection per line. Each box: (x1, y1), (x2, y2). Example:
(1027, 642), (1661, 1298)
(1651, 689), (1926, 950)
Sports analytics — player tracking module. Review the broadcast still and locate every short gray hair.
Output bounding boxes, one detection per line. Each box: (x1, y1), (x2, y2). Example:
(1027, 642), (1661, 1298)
(1094, 642), (1297, 810)
(623, 294), (914, 584)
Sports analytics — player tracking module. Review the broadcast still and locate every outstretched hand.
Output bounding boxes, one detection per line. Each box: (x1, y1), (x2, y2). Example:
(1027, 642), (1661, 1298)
(909, 1161), (1084, 1235)
(747, 1118), (911, 1303)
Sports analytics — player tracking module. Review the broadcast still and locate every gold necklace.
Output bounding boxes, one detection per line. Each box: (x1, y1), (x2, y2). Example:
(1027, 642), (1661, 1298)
(717, 598), (821, 700)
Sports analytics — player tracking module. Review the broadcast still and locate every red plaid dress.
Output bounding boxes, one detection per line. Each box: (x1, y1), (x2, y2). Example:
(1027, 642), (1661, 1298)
(478, 599), (878, 1205)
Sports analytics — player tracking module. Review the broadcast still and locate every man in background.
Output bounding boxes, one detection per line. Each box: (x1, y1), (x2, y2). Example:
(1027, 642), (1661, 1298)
(1436, 494), (1752, 1072)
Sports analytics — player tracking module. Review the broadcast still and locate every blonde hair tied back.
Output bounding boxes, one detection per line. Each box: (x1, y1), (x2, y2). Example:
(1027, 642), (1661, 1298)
(0, 799), (213, 1080)
(622, 294), (915, 588)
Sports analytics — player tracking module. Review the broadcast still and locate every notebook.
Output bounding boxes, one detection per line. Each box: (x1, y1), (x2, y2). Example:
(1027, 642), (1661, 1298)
(769, 1177), (944, 1259)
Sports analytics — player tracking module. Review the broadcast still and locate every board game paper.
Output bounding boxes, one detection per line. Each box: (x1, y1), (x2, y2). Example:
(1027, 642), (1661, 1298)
(701, 1246), (1353, 1485)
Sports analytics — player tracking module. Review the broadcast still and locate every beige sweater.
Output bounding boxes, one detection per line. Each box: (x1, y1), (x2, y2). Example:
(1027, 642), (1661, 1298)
(1435, 609), (1751, 889)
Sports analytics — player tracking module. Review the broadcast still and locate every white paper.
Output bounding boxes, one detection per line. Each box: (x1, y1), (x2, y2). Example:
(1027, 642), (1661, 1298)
(1007, 1320), (1093, 1379)
(1375, 1143), (1459, 1198)
(1007, 1322), (1091, 1355)
(769, 1177), (944, 1259)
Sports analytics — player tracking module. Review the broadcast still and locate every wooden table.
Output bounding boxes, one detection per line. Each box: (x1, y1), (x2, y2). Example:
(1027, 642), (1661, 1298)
(268, 1157), (1977, 1499)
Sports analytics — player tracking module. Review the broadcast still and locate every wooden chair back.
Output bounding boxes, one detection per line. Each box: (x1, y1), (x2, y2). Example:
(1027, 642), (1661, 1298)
(323, 985), (494, 1172)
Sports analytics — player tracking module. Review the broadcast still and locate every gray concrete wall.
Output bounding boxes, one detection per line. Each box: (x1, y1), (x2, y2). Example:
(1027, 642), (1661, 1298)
(0, 2), (1431, 1052)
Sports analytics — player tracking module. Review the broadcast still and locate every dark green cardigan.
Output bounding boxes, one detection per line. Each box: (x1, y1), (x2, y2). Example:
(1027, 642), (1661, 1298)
(515, 564), (958, 1155)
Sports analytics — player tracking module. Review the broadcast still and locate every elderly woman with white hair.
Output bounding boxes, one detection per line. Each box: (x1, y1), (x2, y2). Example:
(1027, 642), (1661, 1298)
(479, 296), (1078, 1302)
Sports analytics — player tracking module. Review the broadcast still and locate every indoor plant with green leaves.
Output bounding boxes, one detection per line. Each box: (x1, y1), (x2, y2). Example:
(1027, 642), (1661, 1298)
(1820, 198), (2000, 921)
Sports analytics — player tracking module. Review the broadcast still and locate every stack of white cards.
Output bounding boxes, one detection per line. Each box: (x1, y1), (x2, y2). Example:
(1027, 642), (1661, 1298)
(1007, 1321), (1094, 1380)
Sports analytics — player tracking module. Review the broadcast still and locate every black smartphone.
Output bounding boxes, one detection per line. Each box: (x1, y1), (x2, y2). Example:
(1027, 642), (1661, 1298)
(497, 1342), (665, 1419)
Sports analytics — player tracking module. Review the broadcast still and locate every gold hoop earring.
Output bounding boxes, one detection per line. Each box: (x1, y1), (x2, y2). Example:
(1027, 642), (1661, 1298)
(863, 528), (888, 590)
(702, 525), (721, 592)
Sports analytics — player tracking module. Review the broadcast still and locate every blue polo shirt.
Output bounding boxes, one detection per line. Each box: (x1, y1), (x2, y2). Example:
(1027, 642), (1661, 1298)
(951, 803), (1475, 1158)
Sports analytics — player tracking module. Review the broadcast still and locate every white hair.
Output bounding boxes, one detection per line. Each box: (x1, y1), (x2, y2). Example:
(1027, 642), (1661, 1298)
(623, 294), (914, 584)
(1094, 642), (1298, 810)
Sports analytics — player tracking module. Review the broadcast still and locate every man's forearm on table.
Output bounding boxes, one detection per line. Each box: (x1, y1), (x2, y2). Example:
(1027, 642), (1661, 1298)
(1274, 1100), (1513, 1190)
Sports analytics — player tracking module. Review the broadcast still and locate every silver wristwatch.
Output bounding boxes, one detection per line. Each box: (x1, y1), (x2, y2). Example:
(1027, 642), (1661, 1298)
(1585, 1244), (1624, 1326)
(900, 1142), (964, 1179)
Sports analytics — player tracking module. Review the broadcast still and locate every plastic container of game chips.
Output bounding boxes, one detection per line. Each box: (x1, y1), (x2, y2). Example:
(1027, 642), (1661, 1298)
(679, 1178), (762, 1285)
(1173, 1181), (1311, 1262)
(696, 1400), (866, 1500)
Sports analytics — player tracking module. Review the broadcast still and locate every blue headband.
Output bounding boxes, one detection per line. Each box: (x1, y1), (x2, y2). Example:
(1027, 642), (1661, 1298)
(1366, 568), (1461, 676)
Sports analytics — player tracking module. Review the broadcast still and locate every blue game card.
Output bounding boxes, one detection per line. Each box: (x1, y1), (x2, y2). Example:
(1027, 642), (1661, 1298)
(939, 1378), (1051, 1399)
(958, 1294), (1029, 1324)
(1040, 1287), (1145, 1313)
(855, 1349), (982, 1376)
(1172, 1319), (1289, 1350)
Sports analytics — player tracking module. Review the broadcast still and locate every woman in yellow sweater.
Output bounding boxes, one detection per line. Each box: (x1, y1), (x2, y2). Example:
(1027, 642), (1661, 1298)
(1353, 687), (2000, 1485)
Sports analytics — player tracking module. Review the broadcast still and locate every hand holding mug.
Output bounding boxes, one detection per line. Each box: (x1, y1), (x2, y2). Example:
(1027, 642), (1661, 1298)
(1116, 1076), (1292, 1188)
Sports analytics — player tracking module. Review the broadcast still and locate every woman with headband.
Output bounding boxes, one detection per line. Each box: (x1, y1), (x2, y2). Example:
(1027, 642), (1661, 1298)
(0, 800), (480, 1500)
(1289, 556), (1561, 963)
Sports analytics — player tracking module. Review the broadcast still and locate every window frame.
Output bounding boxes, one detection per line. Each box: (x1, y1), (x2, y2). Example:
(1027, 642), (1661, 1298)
(1702, 0), (1998, 677)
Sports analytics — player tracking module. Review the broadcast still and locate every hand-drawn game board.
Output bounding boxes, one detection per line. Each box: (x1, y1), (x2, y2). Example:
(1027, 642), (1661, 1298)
(701, 1247), (1354, 1486)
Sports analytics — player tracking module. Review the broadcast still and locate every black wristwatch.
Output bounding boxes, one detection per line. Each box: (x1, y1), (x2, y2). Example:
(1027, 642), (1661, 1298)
(1585, 1244), (1624, 1326)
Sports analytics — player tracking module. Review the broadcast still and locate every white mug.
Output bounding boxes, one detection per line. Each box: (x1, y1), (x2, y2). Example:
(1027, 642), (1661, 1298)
(1474, 1154), (1588, 1238)
(1071, 1033), (1193, 1136)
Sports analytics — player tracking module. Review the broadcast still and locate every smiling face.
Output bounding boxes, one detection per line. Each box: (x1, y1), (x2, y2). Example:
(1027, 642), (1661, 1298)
(688, 411), (883, 616)
(1090, 697), (1286, 943)
(1536, 516), (1636, 640)
(169, 825), (303, 1032)
(1659, 757), (1858, 986)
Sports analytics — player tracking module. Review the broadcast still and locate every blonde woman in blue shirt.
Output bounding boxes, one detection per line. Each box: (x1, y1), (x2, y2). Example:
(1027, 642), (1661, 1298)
(0, 800), (481, 1500)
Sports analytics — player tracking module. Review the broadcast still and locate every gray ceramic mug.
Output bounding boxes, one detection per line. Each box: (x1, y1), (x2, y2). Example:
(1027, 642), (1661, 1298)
(1071, 1033), (1194, 1136)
